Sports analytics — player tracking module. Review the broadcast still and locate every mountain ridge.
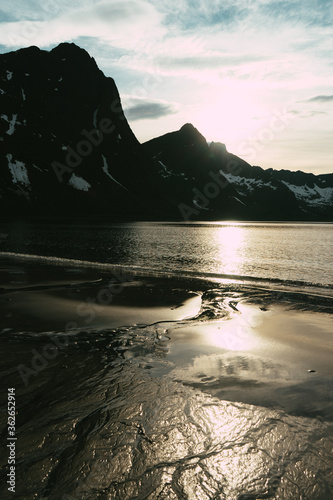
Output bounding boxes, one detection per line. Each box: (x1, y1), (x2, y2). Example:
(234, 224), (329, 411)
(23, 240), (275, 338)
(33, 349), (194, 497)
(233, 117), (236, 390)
(1, 43), (332, 221)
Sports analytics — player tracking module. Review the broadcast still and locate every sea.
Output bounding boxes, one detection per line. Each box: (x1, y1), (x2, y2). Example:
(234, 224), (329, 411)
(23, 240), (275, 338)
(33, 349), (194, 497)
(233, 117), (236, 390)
(0, 221), (332, 499)
(0, 221), (332, 291)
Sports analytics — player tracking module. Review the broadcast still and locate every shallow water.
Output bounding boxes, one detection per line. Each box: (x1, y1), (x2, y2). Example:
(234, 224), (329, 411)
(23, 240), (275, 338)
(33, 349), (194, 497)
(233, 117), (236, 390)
(0, 265), (333, 499)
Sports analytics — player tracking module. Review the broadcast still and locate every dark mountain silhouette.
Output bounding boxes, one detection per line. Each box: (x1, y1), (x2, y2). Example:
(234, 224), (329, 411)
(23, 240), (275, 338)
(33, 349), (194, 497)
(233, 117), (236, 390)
(0, 43), (169, 219)
(144, 126), (333, 221)
(1, 43), (332, 221)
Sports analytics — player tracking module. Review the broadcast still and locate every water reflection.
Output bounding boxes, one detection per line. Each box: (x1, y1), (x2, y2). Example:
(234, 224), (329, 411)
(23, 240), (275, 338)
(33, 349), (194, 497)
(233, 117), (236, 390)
(1, 221), (332, 287)
(214, 225), (245, 276)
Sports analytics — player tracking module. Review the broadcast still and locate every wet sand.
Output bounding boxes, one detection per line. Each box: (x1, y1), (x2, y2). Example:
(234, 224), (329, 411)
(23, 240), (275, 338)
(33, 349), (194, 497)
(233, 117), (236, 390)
(0, 262), (202, 333)
(166, 301), (333, 419)
(1, 261), (333, 499)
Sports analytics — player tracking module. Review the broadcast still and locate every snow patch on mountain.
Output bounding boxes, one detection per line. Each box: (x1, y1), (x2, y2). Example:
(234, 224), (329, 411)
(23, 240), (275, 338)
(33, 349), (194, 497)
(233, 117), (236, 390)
(282, 181), (333, 206)
(222, 172), (277, 192)
(1, 114), (19, 135)
(93, 107), (99, 128)
(6, 71), (13, 81)
(102, 155), (127, 190)
(68, 173), (91, 192)
(193, 199), (209, 210)
(7, 155), (30, 187)
(158, 160), (173, 178)
(233, 196), (246, 206)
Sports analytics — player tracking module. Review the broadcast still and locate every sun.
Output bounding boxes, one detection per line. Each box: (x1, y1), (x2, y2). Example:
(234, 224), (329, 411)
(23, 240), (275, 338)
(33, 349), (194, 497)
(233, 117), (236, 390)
(194, 84), (266, 148)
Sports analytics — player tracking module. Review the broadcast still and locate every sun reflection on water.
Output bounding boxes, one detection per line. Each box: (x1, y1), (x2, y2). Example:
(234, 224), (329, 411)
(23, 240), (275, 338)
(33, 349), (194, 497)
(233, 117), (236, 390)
(204, 309), (260, 352)
(214, 225), (246, 275)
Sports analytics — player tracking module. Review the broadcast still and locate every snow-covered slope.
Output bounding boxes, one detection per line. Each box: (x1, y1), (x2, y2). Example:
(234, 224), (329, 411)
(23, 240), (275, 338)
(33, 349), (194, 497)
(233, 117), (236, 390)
(281, 181), (333, 207)
(221, 170), (333, 211)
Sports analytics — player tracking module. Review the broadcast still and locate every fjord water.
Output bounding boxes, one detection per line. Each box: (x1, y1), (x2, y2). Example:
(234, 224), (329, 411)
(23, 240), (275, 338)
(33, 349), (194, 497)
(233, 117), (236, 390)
(1, 221), (333, 499)
(1, 221), (332, 289)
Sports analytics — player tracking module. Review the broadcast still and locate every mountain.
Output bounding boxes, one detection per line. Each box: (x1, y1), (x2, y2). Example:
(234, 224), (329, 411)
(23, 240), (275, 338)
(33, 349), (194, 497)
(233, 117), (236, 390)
(0, 43), (167, 219)
(143, 127), (333, 221)
(1, 43), (332, 221)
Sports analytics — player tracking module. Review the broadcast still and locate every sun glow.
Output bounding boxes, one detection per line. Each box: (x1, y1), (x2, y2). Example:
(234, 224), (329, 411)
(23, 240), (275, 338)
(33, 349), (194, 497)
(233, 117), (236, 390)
(195, 85), (266, 147)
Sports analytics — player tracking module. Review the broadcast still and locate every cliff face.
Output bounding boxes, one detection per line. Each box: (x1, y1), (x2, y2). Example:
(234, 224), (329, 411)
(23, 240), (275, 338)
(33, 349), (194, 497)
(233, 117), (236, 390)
(1, 43), (332, 221)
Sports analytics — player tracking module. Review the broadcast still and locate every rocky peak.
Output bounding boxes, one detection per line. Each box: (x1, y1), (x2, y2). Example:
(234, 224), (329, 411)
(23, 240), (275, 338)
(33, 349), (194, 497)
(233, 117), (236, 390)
(178, 123), (207, 146)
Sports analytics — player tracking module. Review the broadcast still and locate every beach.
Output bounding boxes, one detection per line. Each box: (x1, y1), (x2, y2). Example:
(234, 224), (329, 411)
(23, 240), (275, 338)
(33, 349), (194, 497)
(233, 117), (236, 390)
(1, 259), (333, 499)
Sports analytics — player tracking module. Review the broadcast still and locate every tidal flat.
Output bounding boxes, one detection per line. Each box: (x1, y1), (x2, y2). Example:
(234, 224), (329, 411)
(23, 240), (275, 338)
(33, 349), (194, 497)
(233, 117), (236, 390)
(1, 261), (333, 499)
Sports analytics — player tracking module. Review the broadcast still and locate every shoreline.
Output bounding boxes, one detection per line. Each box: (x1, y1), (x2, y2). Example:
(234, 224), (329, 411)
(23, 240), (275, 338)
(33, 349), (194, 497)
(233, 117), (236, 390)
(1, 260), (332, 396)
(1, 250), (333, 299)
(1, 259), (332, 334)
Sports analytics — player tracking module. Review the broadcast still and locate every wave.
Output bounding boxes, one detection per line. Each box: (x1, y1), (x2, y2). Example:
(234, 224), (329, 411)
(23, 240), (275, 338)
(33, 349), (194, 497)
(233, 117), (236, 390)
(1, 250), (332, 297)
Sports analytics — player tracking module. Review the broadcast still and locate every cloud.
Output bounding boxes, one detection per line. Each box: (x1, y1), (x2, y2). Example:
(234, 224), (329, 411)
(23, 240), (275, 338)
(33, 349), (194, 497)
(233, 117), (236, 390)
(306, 95), (333, 103)
(0, 10), (17, 22)
(289, 108), (328, 119)
(307, 110), (328, 116)
(152, 0), (332, 34)
(299, 110), (329, 118)
(68, 1), (152, 24)
(0, 0), (72, 24)
(149, 0), (250, 29)
(124, 98), (178, 121)
(158, 53), (267, 70)
(259, 0), (333, 28)
(0, 0), (164, 50)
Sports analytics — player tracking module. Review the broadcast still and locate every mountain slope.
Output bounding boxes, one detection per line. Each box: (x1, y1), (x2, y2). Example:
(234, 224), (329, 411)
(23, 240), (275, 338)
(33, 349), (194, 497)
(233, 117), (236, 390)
(143, 127), (333, 221)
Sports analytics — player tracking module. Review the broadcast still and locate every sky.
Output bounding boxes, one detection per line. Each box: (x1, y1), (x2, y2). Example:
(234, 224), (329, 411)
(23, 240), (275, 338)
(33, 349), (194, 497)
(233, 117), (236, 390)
(0, 0), (332, 174)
